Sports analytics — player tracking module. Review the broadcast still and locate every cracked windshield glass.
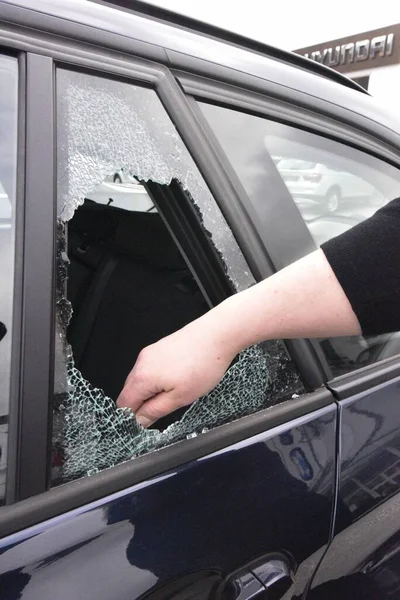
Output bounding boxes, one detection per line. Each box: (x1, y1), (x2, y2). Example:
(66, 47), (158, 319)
(53, 69), (303, 485)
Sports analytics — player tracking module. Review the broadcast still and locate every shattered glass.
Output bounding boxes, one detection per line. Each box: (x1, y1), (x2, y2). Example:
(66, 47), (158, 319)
(57, 69), (253, 291)
(52, 69), (303, 485)
(55, 346), (271, 481)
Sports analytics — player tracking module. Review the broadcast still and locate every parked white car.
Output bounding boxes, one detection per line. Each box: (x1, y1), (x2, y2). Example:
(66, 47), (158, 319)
(85, 178), (155, 213)
(276, 159), (380, 213)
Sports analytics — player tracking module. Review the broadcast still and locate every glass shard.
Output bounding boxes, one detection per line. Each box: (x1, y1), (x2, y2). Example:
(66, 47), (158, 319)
(57, 69), (253, 291)
(57, 345), (272, 481)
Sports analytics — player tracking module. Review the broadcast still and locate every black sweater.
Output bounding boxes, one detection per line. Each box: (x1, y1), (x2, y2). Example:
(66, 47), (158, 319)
(322, 197), (400, 335)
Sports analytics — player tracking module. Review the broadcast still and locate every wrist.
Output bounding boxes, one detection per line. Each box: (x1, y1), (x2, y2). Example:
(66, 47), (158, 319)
(207, 294), (252, 357)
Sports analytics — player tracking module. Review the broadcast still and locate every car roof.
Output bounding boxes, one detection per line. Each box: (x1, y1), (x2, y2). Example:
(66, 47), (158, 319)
(100, 0), (367, 94)
(3, 0), (400, 136)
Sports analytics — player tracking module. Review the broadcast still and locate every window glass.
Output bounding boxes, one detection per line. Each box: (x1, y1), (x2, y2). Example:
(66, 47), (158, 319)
(53, 71), (303, 485)
(0, 55), (18, 503)
(199, 101), (400, 378)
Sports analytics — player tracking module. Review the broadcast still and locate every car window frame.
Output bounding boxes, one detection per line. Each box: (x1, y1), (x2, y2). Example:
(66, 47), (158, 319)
(175, 72), (400, 387)
(0, 48), (24, 508)
(0, 14), (337, 537)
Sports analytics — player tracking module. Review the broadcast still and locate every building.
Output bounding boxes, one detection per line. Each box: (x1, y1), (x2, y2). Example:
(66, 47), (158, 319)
(295, 24), (400, 115)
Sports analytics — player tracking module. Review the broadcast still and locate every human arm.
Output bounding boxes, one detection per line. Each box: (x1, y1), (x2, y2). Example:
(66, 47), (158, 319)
(117, 248), (359, 427)
(117, 197), (400, 427)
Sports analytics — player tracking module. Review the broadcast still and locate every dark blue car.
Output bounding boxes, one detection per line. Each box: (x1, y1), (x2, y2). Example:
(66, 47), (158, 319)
(1, 1), (400, 598)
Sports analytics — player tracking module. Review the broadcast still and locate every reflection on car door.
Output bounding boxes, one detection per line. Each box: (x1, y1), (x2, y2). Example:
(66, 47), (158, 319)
(0, 400), (337, 599)
(308, 375), (400, 599)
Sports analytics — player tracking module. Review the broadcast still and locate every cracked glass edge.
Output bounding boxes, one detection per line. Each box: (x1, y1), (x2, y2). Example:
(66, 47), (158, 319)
(57, 69), (254, 292)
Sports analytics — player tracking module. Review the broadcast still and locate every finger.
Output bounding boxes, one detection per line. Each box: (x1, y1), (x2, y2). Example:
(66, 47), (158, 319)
(135, 391), (182, 428)
(116, 373), (158, 413)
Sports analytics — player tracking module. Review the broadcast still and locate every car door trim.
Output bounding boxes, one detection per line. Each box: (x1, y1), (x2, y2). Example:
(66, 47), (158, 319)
(175, 71), (400, 169)
(328, 354), (400, 400)
(0, 1), (168, 64)
(14, 53), (56, 502)
(5, 50), (26, 505)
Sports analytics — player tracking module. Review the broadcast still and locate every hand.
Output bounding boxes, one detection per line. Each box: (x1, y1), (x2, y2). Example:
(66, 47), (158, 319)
(116, 310), (238, 427)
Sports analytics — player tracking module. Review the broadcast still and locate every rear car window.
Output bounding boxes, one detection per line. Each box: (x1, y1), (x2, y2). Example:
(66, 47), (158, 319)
(198, 100), (400, 378)
(0, 55), (18, 504)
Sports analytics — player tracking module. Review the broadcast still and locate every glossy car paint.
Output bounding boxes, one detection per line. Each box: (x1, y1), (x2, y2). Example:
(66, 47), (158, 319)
(309, 376), (400, 599)
(0, 407), (336, 599)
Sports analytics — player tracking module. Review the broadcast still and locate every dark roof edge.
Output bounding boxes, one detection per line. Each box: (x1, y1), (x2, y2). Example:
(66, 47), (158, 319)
(94, 0), (368, 94)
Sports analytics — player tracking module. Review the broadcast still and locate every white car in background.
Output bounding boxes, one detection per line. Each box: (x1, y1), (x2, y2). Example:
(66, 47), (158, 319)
(85, 176), (156, 213)
(276, 158), (379, 213)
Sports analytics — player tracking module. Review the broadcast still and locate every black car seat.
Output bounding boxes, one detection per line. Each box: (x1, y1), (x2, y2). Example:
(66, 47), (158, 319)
(66, 200), (208, 413)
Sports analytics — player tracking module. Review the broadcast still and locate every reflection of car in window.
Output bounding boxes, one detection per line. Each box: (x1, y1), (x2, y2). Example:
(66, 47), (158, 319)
(275, 159), (379, 214)
(85, 179), (156, 212)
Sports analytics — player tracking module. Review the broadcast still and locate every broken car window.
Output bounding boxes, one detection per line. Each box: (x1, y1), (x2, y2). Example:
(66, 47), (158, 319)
(57, 69), (253, 291)
(52, 70), (303, 485)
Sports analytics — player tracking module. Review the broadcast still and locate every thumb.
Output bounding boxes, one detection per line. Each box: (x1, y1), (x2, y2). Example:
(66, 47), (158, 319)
(135, 391), (183, 428)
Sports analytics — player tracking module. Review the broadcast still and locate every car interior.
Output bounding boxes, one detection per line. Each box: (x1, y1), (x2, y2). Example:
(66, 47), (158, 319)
(65, 179), (210, 429)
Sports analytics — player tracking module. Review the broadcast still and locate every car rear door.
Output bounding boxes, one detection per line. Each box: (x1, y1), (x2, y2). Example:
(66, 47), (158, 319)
(0, 4), (338, 600)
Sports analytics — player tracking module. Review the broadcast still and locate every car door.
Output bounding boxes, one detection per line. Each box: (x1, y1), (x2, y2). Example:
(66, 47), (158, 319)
(189, 78), (400, 600)
(0, 7), (338, 600)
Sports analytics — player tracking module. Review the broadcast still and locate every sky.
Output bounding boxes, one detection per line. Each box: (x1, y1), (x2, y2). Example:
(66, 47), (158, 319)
(144, 0), (400, 50)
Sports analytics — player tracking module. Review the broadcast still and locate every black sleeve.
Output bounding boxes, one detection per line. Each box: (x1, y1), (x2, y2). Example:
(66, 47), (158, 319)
(321, 197), (400, 336)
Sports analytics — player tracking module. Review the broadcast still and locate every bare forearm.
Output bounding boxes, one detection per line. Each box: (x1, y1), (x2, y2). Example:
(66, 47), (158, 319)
(118, 249), (361, 425)
(207, 249), (361, 355)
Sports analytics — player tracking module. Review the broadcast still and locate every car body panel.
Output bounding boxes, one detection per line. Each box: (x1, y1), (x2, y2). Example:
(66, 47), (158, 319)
(0, 406), (337, 599)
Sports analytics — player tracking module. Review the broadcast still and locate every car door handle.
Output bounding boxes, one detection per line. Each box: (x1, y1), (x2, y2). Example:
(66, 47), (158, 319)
(220, 553), (294, 600)
(222, 568), (266, 599)
(250, 553), (294, 599)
